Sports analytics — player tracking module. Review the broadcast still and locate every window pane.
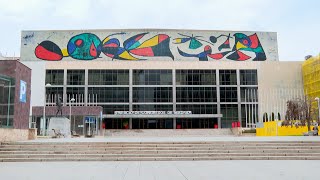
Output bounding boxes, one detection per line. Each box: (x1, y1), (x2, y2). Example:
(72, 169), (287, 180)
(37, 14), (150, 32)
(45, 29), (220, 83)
(67, 70), (85, 85)
(176, 70), (216, 85)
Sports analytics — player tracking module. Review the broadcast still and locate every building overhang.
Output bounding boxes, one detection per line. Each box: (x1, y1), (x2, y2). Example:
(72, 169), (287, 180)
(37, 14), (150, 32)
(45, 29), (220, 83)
(103, 114), (222, 118)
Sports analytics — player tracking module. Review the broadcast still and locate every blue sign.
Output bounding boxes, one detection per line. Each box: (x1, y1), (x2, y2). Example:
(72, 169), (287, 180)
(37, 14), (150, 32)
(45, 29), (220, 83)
(19, 80), (27, 103)
(85, 117), (95, 123)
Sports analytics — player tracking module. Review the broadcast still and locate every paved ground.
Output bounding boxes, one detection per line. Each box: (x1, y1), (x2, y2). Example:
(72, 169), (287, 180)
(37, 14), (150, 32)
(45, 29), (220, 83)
(0, 160), (317, 180)
(20, 136), (320, 143)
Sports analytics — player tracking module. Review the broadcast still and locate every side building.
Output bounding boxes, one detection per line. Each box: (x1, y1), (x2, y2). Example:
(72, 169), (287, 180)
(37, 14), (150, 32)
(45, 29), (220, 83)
(19, 29), (304, 134)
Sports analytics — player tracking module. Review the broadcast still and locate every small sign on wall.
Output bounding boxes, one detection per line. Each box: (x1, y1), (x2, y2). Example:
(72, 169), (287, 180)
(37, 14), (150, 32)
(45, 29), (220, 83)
(20, 80), (27, 103)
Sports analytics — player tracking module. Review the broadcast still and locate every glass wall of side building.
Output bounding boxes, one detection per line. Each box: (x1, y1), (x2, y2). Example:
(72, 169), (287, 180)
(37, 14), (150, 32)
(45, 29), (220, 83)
(45, 69), (258, 129)
(0, 75), (15, 128)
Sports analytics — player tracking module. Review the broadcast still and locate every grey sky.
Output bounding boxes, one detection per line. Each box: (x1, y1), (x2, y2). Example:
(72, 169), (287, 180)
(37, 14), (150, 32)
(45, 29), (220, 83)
(0, 0), (319, 61)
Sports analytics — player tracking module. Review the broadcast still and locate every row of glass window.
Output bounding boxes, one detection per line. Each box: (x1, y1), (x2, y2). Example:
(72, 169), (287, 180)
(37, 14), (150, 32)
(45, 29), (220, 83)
(46, 69), (258, 86)
(46, 87), (258, 103)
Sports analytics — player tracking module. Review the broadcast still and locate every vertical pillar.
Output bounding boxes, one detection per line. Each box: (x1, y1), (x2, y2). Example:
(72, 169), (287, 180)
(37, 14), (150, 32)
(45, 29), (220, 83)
(84, 69), (88, 106)
(172, 69), (176, 129)
(216, 69), (221, 128)
(63, 69), (67, 106)
(236, 69), (242, 127)
(129, 69), (133, 129)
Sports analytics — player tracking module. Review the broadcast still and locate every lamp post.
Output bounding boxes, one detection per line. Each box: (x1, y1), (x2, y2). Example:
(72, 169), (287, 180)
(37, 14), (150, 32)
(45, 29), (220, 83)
(43, 83), (51, 136)
(315, 97), (320, 122)
(69, 98), (75, 128)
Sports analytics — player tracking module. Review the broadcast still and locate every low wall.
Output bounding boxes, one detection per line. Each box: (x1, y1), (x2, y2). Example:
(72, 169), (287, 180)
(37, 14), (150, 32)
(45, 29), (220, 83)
(0, 128), (37, 142)
(256, 121), (318, 136)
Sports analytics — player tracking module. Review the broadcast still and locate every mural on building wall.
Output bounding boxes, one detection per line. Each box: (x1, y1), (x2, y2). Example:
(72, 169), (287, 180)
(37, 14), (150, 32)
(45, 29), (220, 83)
(22, 30), (278, 61)
(35, 32), (173, 61)
(178, 33), (266, 61)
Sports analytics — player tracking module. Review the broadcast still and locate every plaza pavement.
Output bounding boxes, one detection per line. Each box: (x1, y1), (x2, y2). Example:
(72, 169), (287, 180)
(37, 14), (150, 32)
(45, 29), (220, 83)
(0, 160), (318, 180)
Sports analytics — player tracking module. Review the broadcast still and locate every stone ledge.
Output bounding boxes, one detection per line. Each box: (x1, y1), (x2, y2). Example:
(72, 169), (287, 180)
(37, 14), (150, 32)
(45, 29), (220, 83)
(0, 128), (37, 142)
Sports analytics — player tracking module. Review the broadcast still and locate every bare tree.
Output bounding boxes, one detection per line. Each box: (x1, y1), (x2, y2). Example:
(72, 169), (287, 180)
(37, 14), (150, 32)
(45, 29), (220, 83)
(284, 96), (317, 131)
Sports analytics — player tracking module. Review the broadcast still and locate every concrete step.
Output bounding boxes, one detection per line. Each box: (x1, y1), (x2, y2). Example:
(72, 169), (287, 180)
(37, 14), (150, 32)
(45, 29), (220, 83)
(1, 152), (320, 158)
(2, 141), (320, 161)
(1, 156), (320, 162)
(2, 143), (320, 148)
(1, 149), (319, 154)
(1, 146), (320, 152)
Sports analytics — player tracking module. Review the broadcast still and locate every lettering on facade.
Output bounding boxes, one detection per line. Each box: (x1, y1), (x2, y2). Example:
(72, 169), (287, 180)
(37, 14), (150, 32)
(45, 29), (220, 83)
(114, 111), (192, 115)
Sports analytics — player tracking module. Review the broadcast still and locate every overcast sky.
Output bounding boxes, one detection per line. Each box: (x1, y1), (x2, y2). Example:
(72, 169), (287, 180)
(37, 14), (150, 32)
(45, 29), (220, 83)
(0, 0), (319, 61)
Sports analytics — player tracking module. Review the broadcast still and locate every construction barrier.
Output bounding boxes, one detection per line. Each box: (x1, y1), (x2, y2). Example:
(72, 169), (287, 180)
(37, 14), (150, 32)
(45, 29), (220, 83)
(256, 121), (319, 136)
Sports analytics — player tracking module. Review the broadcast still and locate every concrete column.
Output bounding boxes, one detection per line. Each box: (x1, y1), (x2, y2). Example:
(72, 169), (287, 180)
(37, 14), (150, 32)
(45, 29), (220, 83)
(129, 69), (133, 129)
(63, 69), (67, 106)
(172, 69), (176, 129)
(216, 69), (221, 128)
(84, 69), (88, 106)
(236, 69), (242, 127)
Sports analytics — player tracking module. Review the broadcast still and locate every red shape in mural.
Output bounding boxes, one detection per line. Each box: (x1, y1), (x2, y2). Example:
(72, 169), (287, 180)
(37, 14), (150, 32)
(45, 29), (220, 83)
(35, 41), (63, 61)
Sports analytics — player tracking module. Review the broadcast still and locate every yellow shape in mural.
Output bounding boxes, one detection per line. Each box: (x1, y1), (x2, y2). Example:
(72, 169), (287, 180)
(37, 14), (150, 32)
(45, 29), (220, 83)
(118, 51), (138, 60)
(137, 36), (159, 48)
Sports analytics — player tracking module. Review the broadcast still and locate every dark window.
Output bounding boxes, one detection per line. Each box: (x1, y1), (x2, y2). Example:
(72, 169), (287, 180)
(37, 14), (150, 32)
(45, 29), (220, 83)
(133, 70), (172, 85)
(45, 87), (63, 105)
(241, 104), (259, 128)
(46, 70), (64, 85)
(176, 70), (216, 85)
(219, 70), (237, 85)
(221, 104), (238, 128)
(88, 87), (129, 103)
(66, 87), (85, 103)
(100, 105), (129, 114)
(240, 87), (258, 102)
(67, 70), (85, 85)
(132, 119), (173, 129)
(220, 87), (238, 102)
(240, 70), (258, 85)
(177, 87), (217, 102)
(176, 104), (217, 114)
(176, 118), (218, 129)
(133, 87), (172, 102)
(88, 70), (129, 85)
(133, 104), (173, 111)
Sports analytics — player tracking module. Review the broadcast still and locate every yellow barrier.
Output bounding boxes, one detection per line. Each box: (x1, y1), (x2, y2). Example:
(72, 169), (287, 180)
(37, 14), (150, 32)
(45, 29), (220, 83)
(256, 121), (319, 136)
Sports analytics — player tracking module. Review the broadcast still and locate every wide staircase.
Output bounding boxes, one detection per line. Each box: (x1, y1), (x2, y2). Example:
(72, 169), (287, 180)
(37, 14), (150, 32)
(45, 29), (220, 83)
(1, 141), (320, 162)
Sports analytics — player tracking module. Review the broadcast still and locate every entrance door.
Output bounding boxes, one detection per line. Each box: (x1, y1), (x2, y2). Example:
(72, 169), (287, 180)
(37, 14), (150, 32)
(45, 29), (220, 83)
(84, 116), (96, 136)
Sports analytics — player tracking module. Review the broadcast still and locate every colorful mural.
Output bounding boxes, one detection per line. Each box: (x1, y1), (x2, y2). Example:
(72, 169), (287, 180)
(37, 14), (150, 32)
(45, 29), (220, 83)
(21, 30), (278, 61)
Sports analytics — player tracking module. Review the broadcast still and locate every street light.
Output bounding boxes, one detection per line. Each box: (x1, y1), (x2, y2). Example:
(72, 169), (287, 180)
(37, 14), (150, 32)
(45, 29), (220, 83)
(315, 97), (320, 122)
(43, 83), (51, 136)
(69, 98), (75, 123)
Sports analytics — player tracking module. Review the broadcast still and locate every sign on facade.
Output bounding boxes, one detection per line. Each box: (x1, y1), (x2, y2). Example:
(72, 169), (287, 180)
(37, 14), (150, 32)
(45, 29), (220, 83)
(19, 80), (27, 103)
(114, 111), (192, 115)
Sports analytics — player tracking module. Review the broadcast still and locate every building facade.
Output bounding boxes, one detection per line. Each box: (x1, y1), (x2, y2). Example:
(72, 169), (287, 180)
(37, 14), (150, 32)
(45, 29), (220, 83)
(20, 29), (304, 131)
(0, 60), (31, 129)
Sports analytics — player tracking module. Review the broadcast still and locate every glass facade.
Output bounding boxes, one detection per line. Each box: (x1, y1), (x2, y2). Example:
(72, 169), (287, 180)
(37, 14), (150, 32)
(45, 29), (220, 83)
(133, 87), (172, 102)
(0, 75), (15, 127)
(45, 68), (258, 129)
(88, 70), (129, 85)
(219, 70), (237, 85)
(240, 70), (258, 85)
(176, 104), (217, 114)
(176, 87), (217, 102)
(88, 87), (129, 103)
(133, 70), (172, 85)
(67, 70), (85, 85)
(46, 70), (64, 85)
(176, 70), (216, 85)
